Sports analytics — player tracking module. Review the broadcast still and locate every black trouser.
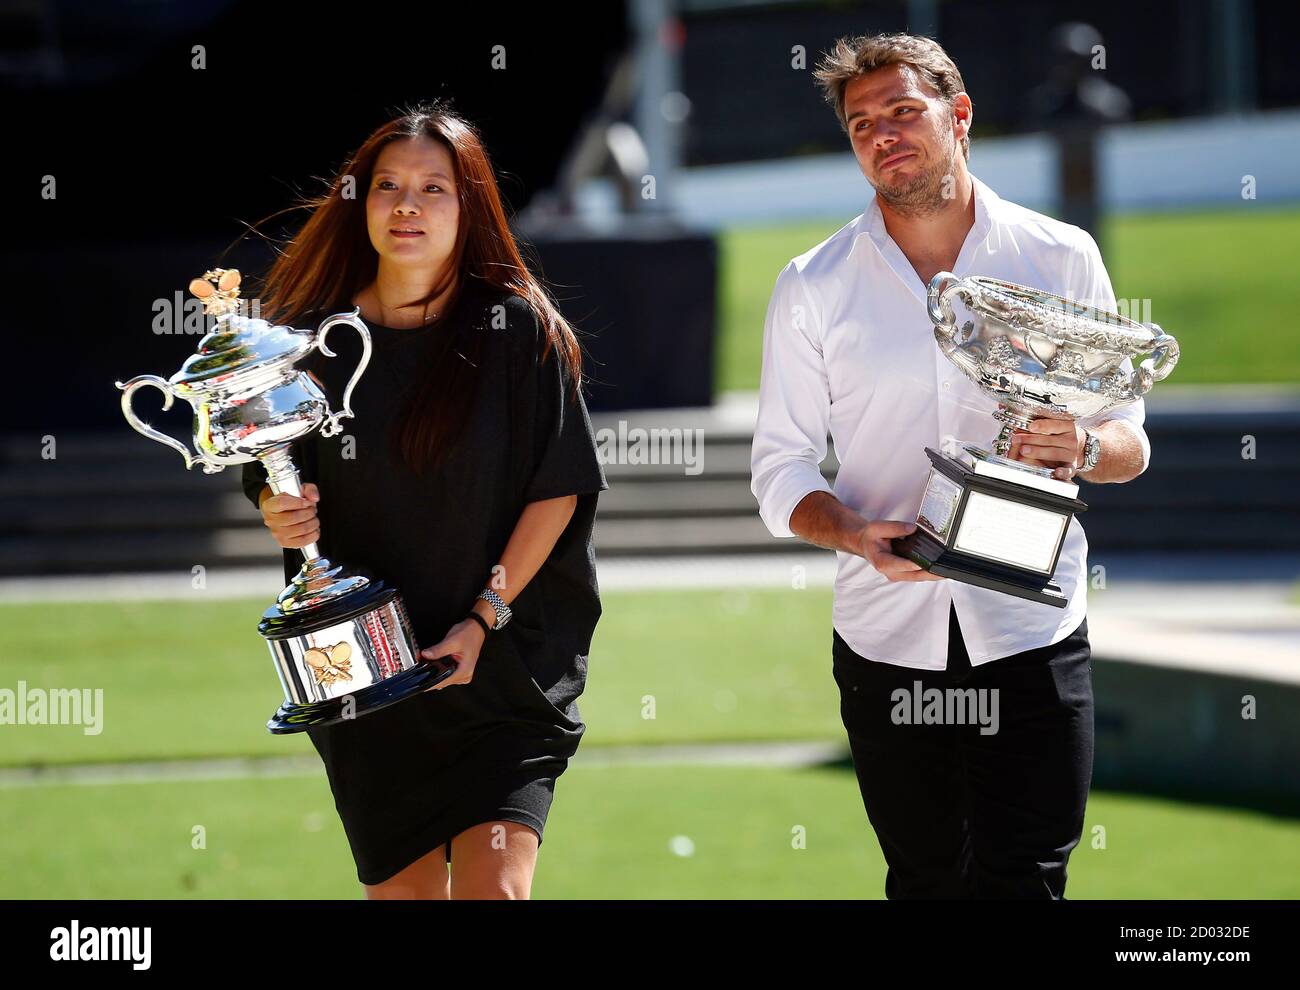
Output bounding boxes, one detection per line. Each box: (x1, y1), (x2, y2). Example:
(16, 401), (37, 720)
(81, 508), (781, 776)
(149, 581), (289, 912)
(831, 605), (1093, 899)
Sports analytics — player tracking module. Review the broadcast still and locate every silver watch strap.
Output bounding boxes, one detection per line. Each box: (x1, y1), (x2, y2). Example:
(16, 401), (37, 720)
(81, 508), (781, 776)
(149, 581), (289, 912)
(1083, 429), (1101, 470)
(478, 587), (510, 629)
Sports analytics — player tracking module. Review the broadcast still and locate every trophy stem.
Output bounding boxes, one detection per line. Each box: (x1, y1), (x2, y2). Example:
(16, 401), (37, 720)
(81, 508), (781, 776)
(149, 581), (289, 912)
(991, 406), (1033, 456)
(259, 446), (320, 562)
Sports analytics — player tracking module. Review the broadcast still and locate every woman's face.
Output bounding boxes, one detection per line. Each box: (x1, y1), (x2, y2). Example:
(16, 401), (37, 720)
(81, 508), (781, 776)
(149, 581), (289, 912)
(365, 135), (459, 274)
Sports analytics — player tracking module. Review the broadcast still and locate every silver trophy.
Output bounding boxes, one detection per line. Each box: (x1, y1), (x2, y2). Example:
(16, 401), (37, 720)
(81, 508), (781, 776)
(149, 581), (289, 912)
(891, 271), (1180, 606)
(115, 268), (454, 732)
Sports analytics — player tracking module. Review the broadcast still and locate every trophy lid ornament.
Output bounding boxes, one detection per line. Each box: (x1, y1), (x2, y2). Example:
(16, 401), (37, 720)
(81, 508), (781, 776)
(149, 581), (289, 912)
(115, 268), (372, 475)
(169, 268), (318, 393)
(188, 267), (244, 316)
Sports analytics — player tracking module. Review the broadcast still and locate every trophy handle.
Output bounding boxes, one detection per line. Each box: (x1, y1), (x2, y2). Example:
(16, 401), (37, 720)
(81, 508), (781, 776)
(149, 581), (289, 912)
(314, 307), (372, 438)
(927, 272), (985, 384)
(927, 272), (964, 338)
(1132, 323), (1181, 395)
(115, 375), (223, 474)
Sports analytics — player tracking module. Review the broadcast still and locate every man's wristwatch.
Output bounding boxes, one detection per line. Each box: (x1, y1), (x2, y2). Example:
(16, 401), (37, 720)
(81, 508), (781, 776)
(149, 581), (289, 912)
(477, 588), (512, 630)
(1080, 428), (1102, 473)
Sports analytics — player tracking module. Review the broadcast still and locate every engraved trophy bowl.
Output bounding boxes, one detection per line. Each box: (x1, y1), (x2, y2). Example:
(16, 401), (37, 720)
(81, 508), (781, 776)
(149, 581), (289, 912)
(927, 271), (1180, 458)
(115, 268), (455, 731)
(890, 271), (1181, 607)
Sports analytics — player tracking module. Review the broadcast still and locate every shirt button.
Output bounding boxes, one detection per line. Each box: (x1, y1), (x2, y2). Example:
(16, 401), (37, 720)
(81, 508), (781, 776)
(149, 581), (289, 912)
(942, 381), (951, 391)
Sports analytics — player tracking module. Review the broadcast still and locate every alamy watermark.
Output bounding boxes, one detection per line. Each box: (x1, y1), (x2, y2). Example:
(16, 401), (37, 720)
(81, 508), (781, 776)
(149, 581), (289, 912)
(50, 921), (150, 970)
(595, 420), (704, 475)
(891, 681), (999, 735)
(0, 681), (103, 735)
(151, 293), (262, 334)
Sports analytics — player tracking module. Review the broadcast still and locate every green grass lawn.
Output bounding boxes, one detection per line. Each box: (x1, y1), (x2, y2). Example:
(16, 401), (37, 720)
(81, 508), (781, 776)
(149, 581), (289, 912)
(2, 589), (1297, 898)
(3, 766), (1296, 899)
(716, 206), (1300, 392)
(0, 589), (843, 767)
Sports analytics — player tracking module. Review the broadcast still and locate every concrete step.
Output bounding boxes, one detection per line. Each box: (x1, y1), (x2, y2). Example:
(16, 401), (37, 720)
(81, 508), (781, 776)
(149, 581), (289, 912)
(2, 506), (1292, 576)
(4, 466), (1297, 538)
(2, 396), (1297, 574)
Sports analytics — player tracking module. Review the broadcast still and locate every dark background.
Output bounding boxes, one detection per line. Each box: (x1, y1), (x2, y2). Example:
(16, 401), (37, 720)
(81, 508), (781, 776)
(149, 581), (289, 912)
(4, 0), (1296, 429)
(1, 0), (627, 430)
(680, 0), (1300, 164)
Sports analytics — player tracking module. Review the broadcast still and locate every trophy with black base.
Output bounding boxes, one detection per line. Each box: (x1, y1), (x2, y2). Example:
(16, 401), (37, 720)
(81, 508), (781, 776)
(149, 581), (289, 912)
(892, 272), (1180, 606)
(116, 268), (455, 732)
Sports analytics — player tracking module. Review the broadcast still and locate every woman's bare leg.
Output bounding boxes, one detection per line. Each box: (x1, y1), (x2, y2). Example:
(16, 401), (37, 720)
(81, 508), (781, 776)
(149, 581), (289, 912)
(448, 821), (540, 899)
(362, 843), (451, 899)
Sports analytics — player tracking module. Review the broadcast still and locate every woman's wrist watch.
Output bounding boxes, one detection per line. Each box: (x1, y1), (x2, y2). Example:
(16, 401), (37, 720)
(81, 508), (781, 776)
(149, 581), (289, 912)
(476, 588), (512, 630)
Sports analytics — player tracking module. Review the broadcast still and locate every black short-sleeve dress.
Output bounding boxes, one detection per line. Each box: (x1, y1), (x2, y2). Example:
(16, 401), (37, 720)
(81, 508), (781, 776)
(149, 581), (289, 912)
(241, 282), (607, 884)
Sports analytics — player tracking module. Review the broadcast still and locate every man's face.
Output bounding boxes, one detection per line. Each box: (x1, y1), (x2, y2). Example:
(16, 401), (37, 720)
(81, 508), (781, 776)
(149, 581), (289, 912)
(843, 63), (969, 214)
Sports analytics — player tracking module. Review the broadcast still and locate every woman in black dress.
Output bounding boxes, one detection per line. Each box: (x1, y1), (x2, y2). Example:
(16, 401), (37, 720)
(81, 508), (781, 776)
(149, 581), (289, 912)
(240, 103), (606, 899)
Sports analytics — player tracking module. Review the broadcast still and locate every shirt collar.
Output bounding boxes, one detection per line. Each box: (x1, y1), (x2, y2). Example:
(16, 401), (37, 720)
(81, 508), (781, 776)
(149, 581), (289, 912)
(859, 171), (997, 248)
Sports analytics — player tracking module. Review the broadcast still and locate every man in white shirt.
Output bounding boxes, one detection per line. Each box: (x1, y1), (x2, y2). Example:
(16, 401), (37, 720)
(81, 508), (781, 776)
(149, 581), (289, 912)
(750, 33), (1151, 899)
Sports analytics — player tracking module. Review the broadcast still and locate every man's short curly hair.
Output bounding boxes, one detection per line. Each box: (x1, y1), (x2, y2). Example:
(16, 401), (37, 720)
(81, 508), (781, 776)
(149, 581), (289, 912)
(813, 32), (970, 161)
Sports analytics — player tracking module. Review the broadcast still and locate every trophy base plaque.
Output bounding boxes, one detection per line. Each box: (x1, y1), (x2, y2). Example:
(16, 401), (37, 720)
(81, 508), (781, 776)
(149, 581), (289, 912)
(891, 446), (1087, 608)
(259, 577), (456, 734)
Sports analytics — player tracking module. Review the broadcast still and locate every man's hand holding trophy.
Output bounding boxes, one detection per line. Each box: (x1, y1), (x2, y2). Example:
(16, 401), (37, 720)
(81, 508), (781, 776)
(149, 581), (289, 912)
(891, 272), (1180, 606)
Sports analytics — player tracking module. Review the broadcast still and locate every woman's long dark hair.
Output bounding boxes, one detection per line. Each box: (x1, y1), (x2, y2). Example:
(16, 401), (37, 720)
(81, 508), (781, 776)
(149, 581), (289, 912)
(243, 100), (582, 475)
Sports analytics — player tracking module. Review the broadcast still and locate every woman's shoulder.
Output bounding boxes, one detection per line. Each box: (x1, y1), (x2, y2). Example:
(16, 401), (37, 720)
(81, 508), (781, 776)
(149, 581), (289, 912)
(460, 283), (537, 324)
(459, 283), (549, 354)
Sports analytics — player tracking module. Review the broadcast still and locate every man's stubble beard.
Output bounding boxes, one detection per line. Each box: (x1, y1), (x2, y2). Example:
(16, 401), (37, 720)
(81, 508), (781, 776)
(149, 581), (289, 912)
(871, 131), (960, 218)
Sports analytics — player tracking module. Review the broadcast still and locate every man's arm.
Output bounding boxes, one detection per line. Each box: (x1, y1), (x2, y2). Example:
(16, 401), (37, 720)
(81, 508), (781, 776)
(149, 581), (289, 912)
(751, 264), (941, 582)
(789, 492), (943, 582)
(749, 263), (836, 537)
(788, 490), (867, 554)
(1085, 419), (1147, 483)
(1009, 416), (1146, 483)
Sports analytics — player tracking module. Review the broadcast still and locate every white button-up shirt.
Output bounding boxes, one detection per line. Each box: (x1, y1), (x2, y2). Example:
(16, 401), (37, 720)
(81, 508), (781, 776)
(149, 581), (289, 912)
(750, 174), (1150, 669)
